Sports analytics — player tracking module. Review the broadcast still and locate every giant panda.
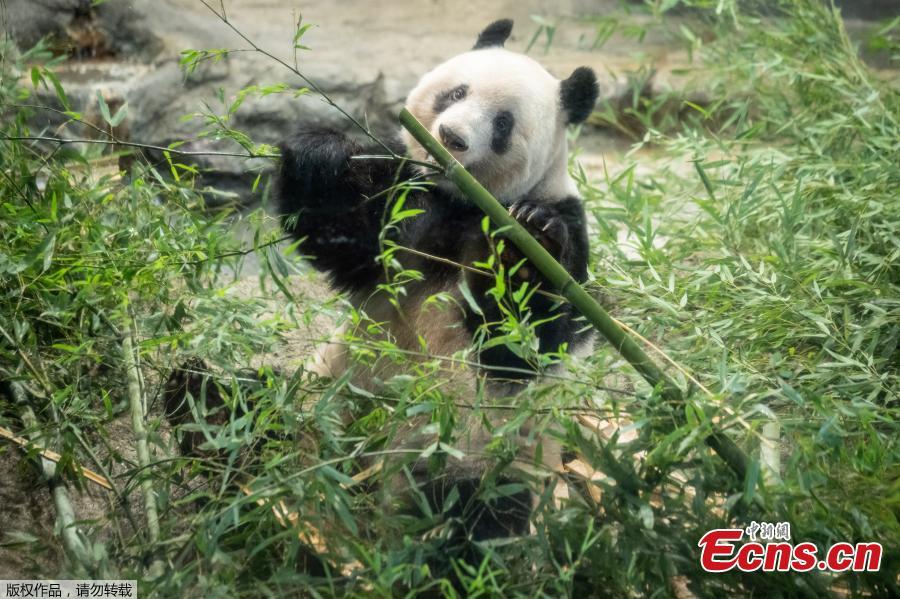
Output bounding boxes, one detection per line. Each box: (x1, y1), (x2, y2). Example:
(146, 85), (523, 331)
(276, 19), (598, 540)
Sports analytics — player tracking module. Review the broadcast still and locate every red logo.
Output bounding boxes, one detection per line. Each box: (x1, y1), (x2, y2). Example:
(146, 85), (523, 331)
(698, 527), (882, 573)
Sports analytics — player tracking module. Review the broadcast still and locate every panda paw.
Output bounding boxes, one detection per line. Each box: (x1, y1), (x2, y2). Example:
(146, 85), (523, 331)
(497, 200), (570, 282)
(508, 199), (569, 258)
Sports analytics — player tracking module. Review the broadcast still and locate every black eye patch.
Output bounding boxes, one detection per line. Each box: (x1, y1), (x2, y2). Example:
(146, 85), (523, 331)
(491, 110), (515, 154)
(433, 84), (469, 114)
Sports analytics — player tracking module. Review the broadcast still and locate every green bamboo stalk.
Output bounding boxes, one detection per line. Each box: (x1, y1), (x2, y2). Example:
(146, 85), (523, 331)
(399, 108), (750, 481)
(122, 330), (164, 578)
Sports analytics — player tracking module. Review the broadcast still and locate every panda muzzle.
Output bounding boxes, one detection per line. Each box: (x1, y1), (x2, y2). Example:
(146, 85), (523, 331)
(439, 124), (469, 153)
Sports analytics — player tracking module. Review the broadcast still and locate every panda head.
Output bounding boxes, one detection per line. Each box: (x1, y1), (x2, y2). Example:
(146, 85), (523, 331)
(402, 19), (599, 204)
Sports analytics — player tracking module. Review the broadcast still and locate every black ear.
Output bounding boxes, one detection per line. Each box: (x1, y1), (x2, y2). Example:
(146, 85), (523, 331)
(473, 19), (513, 50)
(560, 67), (599, 124)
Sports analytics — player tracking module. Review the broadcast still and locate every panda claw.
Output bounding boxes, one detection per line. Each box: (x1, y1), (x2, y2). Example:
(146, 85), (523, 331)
(510, 202), (529, 221)
(506, 200), (569, 260)
(543, 218), (568, 245)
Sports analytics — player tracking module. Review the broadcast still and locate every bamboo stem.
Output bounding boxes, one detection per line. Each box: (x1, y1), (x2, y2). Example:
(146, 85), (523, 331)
(122, 331), (164, 578)
(399, 108), (751, 482)
(760, 421), (782, 485)
(5, 382), (94, 573)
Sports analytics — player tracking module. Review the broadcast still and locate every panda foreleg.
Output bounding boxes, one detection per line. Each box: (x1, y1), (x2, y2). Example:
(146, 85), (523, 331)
(457, 196), (592, 377)
(305, 322), (350, 380)
(276, 128), (412, 292)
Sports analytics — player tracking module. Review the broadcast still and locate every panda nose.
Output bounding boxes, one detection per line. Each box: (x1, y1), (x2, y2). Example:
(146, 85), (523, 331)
(439, 124), (469, 152)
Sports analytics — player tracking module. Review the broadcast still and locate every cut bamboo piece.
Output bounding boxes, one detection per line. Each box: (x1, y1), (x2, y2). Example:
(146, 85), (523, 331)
(0, 425), (113, 490)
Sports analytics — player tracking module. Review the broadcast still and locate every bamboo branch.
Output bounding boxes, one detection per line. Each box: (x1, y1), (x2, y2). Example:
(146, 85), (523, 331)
(399, 108), (751, 483)
(197, 0), (438, 174)
(760, 421), (782, 486)
(0, 134), (277, 159)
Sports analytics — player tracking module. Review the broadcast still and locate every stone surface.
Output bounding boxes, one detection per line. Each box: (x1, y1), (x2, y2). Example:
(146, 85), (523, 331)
(4, 0), (163, 58)
(832, 0), (900, 19)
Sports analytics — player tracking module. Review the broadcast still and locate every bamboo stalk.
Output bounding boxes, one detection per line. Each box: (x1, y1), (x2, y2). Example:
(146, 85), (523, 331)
(760, 421), (782, 485)
(5, 381), (94, 573)
(398, 108), (750, 482)
(122, 331), (164, 578)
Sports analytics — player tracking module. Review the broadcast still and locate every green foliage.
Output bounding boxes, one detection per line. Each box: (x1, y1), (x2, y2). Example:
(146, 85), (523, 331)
(1, 1), (898, 597)
(577, 0), (899, 595)
(0, 35), (301, 583)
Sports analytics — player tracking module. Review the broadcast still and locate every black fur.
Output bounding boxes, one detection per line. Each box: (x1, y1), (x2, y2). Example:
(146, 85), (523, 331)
(490, 110), (514, 154)
(421, 476), (532, 540)
(560, 66), (599, 124)
(463, 196), (591, 377)
(276, 129), (590, 381)
(276, 129), (408, 292)
(434, 84), (468, 114)
(472, 19), (514, 50)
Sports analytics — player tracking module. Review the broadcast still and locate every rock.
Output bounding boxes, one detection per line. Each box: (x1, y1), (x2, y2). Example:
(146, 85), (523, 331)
(4, 0), (162, 59)
(833, 0), (900, 19)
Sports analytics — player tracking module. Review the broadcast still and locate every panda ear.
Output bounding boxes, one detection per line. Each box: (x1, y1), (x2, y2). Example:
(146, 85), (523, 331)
(560, 66), (599, 124)
(473, 19), (513, 50)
